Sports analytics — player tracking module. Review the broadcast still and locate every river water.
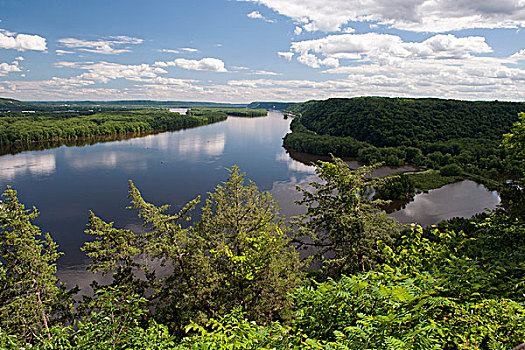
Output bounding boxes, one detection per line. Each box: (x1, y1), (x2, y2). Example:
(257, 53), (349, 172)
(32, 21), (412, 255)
(0, 111), (500, 289)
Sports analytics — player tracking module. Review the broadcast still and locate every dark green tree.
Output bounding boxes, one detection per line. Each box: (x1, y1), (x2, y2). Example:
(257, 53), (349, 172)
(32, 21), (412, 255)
(0, 187), (66, 342)
(503, 112), (525, 183)
(190, 167), (304, 323)
(294, 157), (400, 278)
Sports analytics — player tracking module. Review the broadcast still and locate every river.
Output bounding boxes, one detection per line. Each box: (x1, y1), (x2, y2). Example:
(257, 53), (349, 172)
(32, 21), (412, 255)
(0, 111), (500, 289)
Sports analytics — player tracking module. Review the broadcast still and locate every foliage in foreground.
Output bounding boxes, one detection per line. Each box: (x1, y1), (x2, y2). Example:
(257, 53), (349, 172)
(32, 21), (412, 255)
(82, 167), (304, 336)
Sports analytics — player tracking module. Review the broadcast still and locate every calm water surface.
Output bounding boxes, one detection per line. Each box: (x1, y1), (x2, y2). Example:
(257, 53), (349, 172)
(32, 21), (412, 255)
(0, 111), (500, 289)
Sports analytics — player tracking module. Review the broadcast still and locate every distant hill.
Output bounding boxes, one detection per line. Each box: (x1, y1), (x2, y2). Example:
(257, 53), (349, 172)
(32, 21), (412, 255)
(247, 102), (297, 110)
(34, 100), (248, 108)
(0, 98), (249, 111)
(0, 98), (31, 111)
(297, 97), (525, 147)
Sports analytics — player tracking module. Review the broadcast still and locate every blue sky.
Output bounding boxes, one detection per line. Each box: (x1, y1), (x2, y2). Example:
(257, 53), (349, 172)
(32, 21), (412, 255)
(1, 0), (525, 102)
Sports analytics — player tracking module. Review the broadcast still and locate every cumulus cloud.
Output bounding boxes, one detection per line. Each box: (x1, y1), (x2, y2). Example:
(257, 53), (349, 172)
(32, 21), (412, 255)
(247, 11), (275, 22)
(180, 47), (199, 52)
(155, 58), (227, 72)
(278, 51), (294, 61)
(238, 0), (525, 32)
(0, 30), (47, 51)
(291, 33), (493, 68)
(296, 53), (339, 68)
(58, 36), (143, 55)
(54, 61), (167, 84)
(0, 61), (21, 76)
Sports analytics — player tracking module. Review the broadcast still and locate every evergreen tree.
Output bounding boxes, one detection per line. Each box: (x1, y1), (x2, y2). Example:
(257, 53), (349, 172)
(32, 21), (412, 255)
(294, 158), (400, 278)
(84, 167), (304, 336)
(0, 187), (65, 342)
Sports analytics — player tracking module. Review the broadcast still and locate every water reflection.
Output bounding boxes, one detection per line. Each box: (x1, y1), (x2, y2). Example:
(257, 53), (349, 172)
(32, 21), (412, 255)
(275, 151), (316, 174)
(178, 132), (225, 157)
(65, 150), (119, 170)
(270, 174), (316, 218)
(389, 180), (501, 227)
(0, 153), (56, 182)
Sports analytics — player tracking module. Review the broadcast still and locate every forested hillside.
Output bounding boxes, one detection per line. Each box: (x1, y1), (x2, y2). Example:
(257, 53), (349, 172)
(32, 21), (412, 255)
(299, 97), (524, 146)
(284, 97), (525, 180)
(0, 98), (32, 111)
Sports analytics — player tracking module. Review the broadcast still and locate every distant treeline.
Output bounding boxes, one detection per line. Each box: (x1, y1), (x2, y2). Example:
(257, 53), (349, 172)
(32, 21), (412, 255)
(190, 108), (267, 117)
(247, 101), (297, 111)
(0, 109), (227, 147)
(284, 97), (525, 179)
(0, 97), (247, 111)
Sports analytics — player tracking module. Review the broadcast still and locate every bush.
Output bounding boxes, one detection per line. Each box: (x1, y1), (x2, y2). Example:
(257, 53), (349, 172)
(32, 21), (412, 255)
(440, 163), (462, 176)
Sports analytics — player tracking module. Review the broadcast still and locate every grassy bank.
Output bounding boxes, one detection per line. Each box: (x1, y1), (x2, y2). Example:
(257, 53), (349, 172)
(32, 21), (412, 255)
(406, 170), (463, 193)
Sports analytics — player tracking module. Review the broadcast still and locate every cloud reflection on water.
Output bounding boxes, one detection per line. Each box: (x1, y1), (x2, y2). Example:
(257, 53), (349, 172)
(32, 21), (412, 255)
(0, 153), (56, 182)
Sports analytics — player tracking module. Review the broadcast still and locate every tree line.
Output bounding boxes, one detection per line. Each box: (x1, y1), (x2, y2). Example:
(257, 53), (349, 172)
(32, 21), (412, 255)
(0, 110), (228, 150)
(189, 108), (268, 117)
(0, 116), (524, 349)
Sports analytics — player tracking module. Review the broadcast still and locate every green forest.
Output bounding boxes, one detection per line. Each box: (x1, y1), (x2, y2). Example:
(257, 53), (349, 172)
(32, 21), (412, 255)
(0, 112), (524, 349)
(0, 107), (267, 154)
(0, 110), (227, 148)
(284, 97), (525, 183)
(189, 108), (267, 118)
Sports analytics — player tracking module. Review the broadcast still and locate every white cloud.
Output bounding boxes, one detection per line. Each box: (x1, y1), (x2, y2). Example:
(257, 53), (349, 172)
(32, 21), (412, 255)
(142, 76), (198, 86)
(294, 26), (303, 35)
(278, 51), (294, 61)
(247, 11), (275, 22)
(58, 36), (143, 55)
(180, 47), (199, 52)
(54, 61), (167, 84)
(159, 49), (180, 54)
(155, 58), (227, 72)
(0, 61), (21, 76)
(238, 0), (525, 32)
(252, 70), (282, 75)
(511, 49), (525, 60)
(56, 49), (75, 55)
(4, 54), (525, 102)
(0, 30), (47, 51)
(291, 33), (493, 68)
(107, 36), (143, 45)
